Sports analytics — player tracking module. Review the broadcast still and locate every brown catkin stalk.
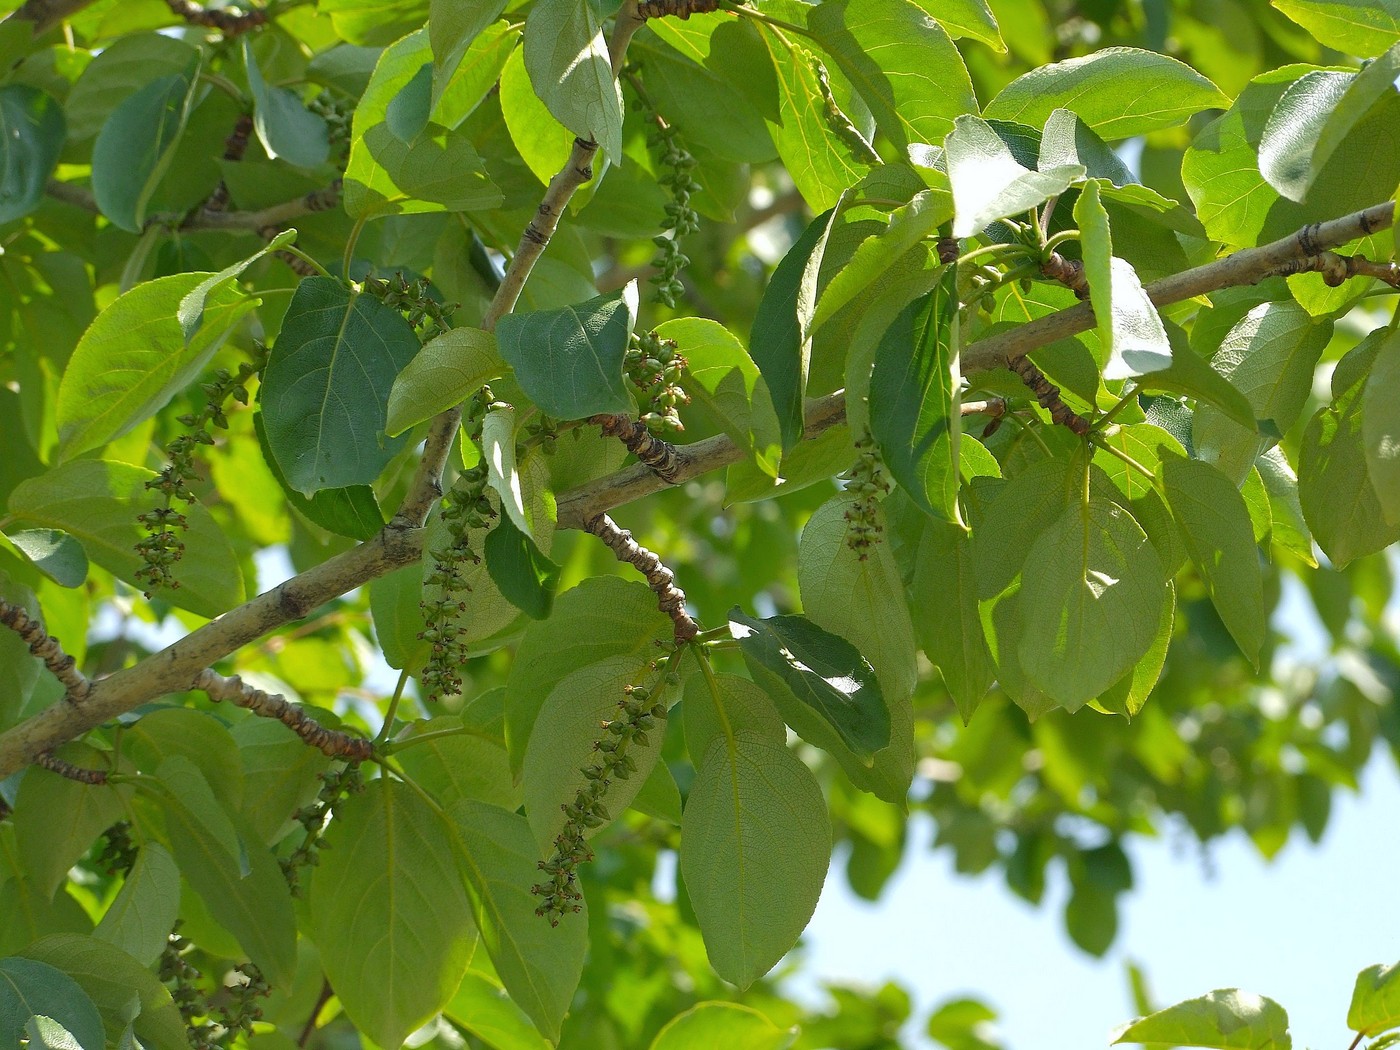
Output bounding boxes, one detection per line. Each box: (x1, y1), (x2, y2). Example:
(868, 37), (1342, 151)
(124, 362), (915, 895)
(36, 750), (109, 784)
(1268, 251), (1400, 288)
(1008, 355), (1091, 435)
(193, 669), (373, 760)
(592, 414), (683, 483)
(1040, 252), (1091, 299)
(0, 599), (91, 701)
(164, 0), (266, 33)
(637, 0), (719, 18)
(584, 514), (699, 643)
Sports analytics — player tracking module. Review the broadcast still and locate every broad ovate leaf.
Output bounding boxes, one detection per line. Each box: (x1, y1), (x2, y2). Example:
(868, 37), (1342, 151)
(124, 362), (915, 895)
(309, 779), (477, 1050)
(728, 607), (890, 762)
(386, 326), (503, 436)
(984, 47), (1229, 140)
(0, 84), (65, 225)
(681, 732), (829, 988)
(869, 271), (962, 523)
(260, 277), (421, 496)
(495, 284), (637, 420)
(1113, 989), (1291, 1049)
(522, 0), (623, 163)
(1017, 499), (1164, 710)
(57, 273), (258, 461)
(449, 800), (588, 1043)
(1348, 961), (1400, 1036)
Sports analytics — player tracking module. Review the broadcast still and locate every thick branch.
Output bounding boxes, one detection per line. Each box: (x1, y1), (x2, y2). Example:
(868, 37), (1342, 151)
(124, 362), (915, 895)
(961, 201), (1396, 373)
(393, 0), (646, 532)
(0, 528), (419, 778)
(45, 180), (344, 234)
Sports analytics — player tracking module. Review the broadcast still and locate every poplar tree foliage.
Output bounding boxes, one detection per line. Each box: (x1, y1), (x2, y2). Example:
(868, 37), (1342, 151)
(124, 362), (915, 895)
(3, 0), (1400, 1045)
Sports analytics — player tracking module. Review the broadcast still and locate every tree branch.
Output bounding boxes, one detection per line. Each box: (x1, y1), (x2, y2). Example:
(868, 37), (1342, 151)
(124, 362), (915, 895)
(391, 0), (646, 532)
(44, 179), (344, 234)
(961, 201), (1397, 373)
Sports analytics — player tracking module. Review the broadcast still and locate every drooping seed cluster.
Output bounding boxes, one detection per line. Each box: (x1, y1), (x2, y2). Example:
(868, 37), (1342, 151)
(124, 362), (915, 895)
(161, 925), (270, 1050)
(647, 118), (701, 307)
(136, 354), (264, 596)
(842, 434), (891, 558)
(418, 463), (496, 702)
(533, 682), (667, 924)
(361, 271), (456, 341)
(280, 762), (364, 895)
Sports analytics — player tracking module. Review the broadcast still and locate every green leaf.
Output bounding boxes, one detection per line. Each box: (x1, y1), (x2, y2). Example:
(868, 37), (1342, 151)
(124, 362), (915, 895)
(1074, 181), (1171, 379)
(902, 505), (994, 722)
(681, 732), (830, 988)
(0, 85), (64, 225)
(0, 958), (104, 1050)
(56, 272), (258, 461)
(1095, 581), (1175, 718)
(1271, 0), (1400, 56)
(1017, 499), (1164, 710)
(93, 845), (179, 966)
(345, 30), (503, 218)
(1113, 989), (1291, 1049)
(522, 0), (623, 164)
(728, 607), (890, 762)
(1300, 332), (1400, 566)
(261, 277), (422, 496)
(499, 44), (576, 187)
(749, 207), (837, 449)
(1362, 325), (1400, 524)
(1158, 453), (1266, 665)
(1039, 108), (1136, 186)
(152, 760), (297, 986)
(650, 1001), (793, 1050)
(1256, 447), (1316, 566)
(8, 460), (245, 617)
(1257, 69), (1352, 203)
(805, 0), (977, 149)
(1137, 324), (1258, 430)
(756, 29), (871, 211)
(522, 655), (665, 851)
(244, 41), (329, 170)
(495, 284), (637, 420)
(429, 0), (509, 102)
(812, 189), (952, 335)
(983, 47), (1229, 140)
(449, 800), (588, 1042)
(253, 413), (385, 541)
(443, 972), (551, 1050)
(683, 671), (787, 767)
(371, 564), (428, 671)
(177, 231), (295, 345)
(386, 326), (503, 437)
(128, 709), (244, 812)
(309, 779), (477, 1050)
(483, 405), (554, 541)
(1191, 301), (1332, 485)
(432, 21), (518, 129)
(12, 743), (125, 899)
(869, 272), (962, 523)
(63, 33), (199, 147)
(91, 66), (198, 233)
(24, 1016), (80, 1050)
(484, 513), (560, 621)
(395, 712), (519, 813)
(5, 530), (86, 589)
(660, 317), (782, 477)
(1348, 961), (1400, 1035)
(233, 716), (332, 846)
(945, 114), (1083, 237)
(19, 935), (186, 1050)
